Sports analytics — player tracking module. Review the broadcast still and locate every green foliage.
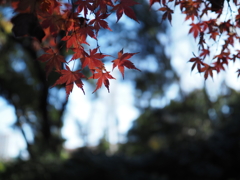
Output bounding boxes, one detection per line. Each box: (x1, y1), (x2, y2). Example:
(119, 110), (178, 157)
(120, 88), (238, 155)
(0, 159), (61, 180)
(0, 162), (5, 173)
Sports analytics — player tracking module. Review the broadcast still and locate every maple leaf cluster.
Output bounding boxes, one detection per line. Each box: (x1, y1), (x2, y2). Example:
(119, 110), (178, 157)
(8, 0), (240, 99)
(8, 0), (141, 99)
(151, 0), (240, 80)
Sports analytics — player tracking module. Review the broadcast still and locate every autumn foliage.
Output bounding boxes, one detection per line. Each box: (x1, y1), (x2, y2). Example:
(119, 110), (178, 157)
(5, 0), (240, 98)
(154, 0), (240, 80)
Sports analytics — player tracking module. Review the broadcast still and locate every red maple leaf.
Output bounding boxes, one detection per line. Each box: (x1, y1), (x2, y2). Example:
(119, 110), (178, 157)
(189, 55), (204, 72)
(212, 52), (230, 72)
(37, 47), (66, 77)
(112, 49), (140, 79)
(41, 13), (64, 37)
(92, 0), (114, 13)
(112, 0), (139, 22)
(213, 61), (225, 73)
(89, 68), (115, 93)
(12, 0), (37, 13)
(180, 0), (200, 21)
(61, 32), (81, 49)
(199, 48), (210, 59)
(61, 18), (96, 47)
(76, 24), (97, 45)
(158, 6), (173, 24)
(81, 47), (108, 71)
(209, 30), (219, 41)
(189, 23), (202, 39)
(75, 0), (93, 17)
(12, 0), (59, 13)
(232, 50), (240, 63)
(70, 46), (87, 61)
(89, 12), (112, 34)
(199, 63), (216, 80)
(51, 65), (86, 99)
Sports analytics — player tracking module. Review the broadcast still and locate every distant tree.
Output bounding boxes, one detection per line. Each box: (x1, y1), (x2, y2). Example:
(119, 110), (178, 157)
(120, 87), (234, 155)
(0, 13), (66, 159)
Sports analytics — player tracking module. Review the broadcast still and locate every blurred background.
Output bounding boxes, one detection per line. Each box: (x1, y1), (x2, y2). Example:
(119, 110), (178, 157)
(0, 0), (240, 180)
